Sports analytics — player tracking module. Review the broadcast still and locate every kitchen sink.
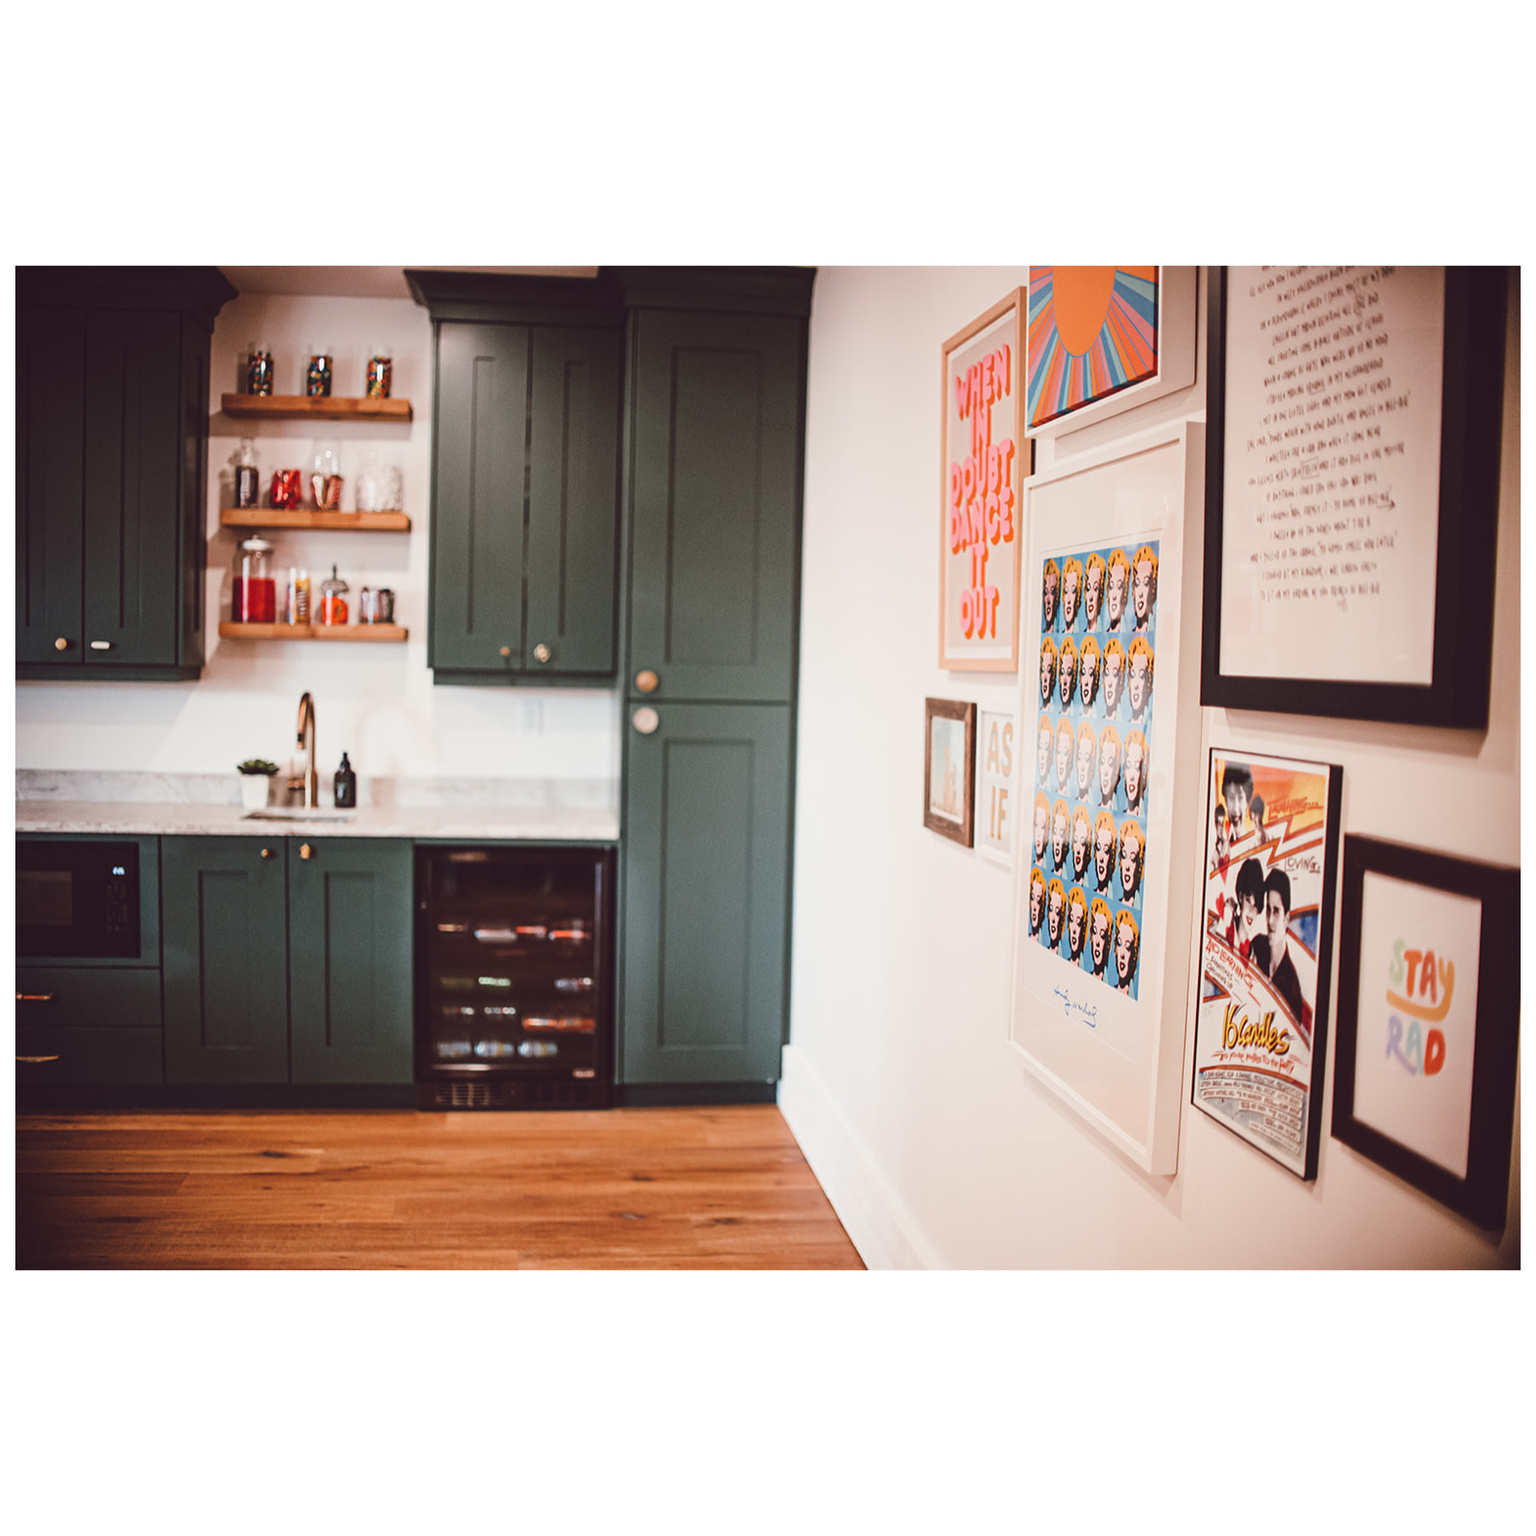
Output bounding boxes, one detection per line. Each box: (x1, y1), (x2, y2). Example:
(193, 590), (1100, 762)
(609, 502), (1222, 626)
(242, 808), (358, 823)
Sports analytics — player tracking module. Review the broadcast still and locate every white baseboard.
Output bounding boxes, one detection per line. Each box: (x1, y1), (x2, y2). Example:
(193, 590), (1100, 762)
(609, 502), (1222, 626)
(777, 1044), (942, 1270)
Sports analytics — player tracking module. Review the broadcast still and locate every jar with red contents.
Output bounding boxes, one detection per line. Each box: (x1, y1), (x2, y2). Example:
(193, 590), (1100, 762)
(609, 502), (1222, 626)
(232, 536), (278, 623)
(318, 565), (350, 627)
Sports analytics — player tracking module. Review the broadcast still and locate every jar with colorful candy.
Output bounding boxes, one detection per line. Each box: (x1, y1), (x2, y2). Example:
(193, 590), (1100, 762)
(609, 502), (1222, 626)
(306, 344), (333, 398)
(365, 347), (392, 398)
(246, 342), (274, 396)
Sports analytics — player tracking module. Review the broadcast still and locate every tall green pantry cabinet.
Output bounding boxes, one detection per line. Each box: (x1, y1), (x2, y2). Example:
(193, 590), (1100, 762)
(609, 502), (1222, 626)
(614, 269), (814, 1098)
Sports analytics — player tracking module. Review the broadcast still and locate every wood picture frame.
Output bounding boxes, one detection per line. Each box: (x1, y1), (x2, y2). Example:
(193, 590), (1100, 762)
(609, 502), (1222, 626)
(1024, 266), (1197, 439)
(1331, 836), (1519, 1229)
(923, 697), (976, 846)
(1201, 266), (1508, 727)
(1189, 746), (1343, 1181)
(1006, 421), (1205, 1175)
(940, 289), (1030, 672)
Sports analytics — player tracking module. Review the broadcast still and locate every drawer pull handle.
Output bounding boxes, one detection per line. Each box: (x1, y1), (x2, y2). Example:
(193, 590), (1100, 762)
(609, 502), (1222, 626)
(90, 640), (113, 650)
(16, 993), (55, 1002)
(300, 843), (312, 860)
(17, 1055), (61, 1064)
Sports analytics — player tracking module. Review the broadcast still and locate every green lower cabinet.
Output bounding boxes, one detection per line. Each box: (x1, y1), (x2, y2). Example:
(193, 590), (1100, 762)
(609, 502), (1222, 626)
(163, 837), (290, 1084)
(289, 839), (414, 1084)
(15, 966), (165, 1087)
(621, 702), (792, 1084)
(163, 835), (414, 1086)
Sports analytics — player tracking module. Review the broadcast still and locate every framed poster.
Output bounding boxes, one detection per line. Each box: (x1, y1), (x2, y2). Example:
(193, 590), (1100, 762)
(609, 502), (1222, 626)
(940, 289), (1029, 671)
(1201, 265), (1508, 726)
(1331, 836), (1519, 1228)
(1189, 748), (1343, 1180)
(1024, 266), (1197, 439)
(924, 697), (976, 847)
(1007, 421), (1205, 1175)
(976, 708), (1016, 869)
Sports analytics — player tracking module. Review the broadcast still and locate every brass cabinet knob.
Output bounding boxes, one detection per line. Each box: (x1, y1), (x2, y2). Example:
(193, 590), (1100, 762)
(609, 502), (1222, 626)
(533, 643), (551, 664)
(300, 843), (313, 860)
(260, 848), (272, 859)
(500, 646), (512, 659)
(54, 637), (69, 651)
(632, 706), (660, 735)
(635, 669), (659, 694)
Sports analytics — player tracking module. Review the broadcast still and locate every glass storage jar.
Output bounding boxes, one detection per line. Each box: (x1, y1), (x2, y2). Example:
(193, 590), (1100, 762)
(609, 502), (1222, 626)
(232, 536), (277, 623)
(318, 565), (349, 627)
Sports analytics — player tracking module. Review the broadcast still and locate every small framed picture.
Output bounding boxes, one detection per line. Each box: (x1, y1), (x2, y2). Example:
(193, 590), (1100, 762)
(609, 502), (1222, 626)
(924, 697), (976, 847)
(1190, 747), (1343, 1180)
(1331, 836), (1519, 1228)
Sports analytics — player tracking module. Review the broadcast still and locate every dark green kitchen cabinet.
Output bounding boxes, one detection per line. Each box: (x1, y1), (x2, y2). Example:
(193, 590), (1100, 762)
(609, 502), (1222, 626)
(16, 267), (235, 681)
(163, 836), (291, 1084)
(620, 287), (810, 705)
(288, 838), (414, 1084)
(408, 271), (622, 683)
(620, 702), (793, 1085)
(163, 836), (414, 1086)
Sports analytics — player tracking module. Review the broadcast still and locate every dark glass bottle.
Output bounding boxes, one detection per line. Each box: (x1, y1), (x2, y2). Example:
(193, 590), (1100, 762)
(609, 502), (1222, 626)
(333, 751), (357, 809)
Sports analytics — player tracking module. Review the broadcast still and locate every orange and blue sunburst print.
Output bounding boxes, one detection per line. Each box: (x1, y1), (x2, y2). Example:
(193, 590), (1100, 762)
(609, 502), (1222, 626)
(1026, 267), (1160, 429)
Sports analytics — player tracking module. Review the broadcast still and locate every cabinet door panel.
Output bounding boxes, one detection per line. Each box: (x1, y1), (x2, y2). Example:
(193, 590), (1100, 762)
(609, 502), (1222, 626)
(526, 326), (621, 675)
(16, 304), (86, 666)
(82, 308), (183, 667)
(431, 321), (530, 672)
(621, 703), (791, 1083)
(162, 838), (290, 1083)
(289, 839), (414, 1084)
(628, 310), (804, 702)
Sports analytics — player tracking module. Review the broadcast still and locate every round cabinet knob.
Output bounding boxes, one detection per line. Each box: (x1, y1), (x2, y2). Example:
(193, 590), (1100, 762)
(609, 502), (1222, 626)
(632, 706), (660, 736)
(260, 848), (272, 859)
(499, 646), (512, 659)
(533, 643), (551, 664)
(300, 843), (312, 860)
(635, 669), (659, 694)
(54, 637), (70, 652)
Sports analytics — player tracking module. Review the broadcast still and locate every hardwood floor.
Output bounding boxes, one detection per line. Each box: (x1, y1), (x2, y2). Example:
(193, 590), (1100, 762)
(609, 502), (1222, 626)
(14, 1105), (865, 1270)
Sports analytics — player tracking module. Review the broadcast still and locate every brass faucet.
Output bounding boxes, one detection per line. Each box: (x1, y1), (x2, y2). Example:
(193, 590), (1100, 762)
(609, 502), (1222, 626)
(294, 692), (318, 808)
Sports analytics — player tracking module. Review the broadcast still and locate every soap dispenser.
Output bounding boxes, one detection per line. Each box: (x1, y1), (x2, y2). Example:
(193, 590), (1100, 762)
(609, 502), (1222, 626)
(333, 752), (357, 810)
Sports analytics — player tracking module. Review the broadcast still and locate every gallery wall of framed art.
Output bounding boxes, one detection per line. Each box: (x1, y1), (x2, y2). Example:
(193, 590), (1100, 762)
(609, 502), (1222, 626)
(779, 264), (1519, 1277)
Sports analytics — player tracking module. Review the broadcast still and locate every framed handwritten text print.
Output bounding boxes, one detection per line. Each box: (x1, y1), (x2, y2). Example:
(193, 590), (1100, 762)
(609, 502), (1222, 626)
(1190, 749), (1343, 1180)
(1202, 266), (1509, 726)
(1331, 837), (1519, 1229)
(940, 290), (1029, 671)
(1007, 422), (1206, 1175)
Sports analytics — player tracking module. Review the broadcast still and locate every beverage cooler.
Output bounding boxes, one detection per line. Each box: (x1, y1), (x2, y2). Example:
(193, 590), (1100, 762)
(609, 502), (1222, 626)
(415, 845), (615, 1110)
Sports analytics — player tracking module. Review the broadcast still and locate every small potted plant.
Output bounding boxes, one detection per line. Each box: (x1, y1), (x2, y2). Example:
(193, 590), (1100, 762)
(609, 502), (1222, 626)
(237, 759), (279, 811)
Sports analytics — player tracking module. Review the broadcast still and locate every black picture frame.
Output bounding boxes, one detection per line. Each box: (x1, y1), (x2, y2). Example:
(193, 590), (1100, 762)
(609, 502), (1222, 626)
(1331, 836), (1519, 1229)
(1189, 748), (1343, 1181)
(1201, 267), (1508, 727)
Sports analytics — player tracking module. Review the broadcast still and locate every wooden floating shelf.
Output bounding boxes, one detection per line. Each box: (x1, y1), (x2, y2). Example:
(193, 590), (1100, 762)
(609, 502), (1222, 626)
(219, 393), (413, 423)
(220, 508), (411, 532)
(219, 622), (409, 643)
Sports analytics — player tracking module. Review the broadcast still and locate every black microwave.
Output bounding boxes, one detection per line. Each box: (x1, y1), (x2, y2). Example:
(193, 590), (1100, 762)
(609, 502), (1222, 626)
(16, 837), (153, 962)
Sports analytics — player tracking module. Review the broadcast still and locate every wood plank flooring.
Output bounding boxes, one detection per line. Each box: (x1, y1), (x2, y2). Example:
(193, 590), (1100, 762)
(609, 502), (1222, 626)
(14, 1105), (865, 1270)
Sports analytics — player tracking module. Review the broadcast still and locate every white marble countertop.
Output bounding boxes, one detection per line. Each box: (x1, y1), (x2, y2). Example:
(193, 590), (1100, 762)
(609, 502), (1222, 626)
(15, 801), (619, 842)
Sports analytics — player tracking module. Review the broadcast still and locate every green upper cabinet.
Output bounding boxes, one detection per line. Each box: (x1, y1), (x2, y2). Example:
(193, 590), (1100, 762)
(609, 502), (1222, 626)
(408, 271), (622, 684)
(618, 272), (811, 705)
(15, 267), (234, 681)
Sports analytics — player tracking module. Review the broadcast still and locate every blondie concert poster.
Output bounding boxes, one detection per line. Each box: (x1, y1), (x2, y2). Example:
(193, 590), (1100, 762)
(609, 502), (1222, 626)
(1191, 748), (1342, 1179)
(1026, 539), (1159, 1002)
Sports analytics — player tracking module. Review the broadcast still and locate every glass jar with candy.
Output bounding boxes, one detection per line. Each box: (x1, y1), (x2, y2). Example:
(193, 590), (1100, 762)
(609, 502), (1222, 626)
(306, 343), (334, 398)
(365, 345), (392, 398)
(232, 536), (278, 623)
(246, 342), (274, 396)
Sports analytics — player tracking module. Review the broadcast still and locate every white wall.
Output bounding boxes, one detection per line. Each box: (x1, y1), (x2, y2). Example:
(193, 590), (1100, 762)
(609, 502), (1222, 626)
(15, 290), (619, 792)
(782, 266), (1520, 1268)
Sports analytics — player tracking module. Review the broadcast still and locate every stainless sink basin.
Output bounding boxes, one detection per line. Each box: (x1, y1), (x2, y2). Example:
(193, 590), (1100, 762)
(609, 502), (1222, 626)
(242, 808), (358, 823)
